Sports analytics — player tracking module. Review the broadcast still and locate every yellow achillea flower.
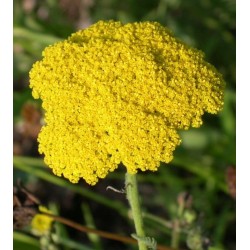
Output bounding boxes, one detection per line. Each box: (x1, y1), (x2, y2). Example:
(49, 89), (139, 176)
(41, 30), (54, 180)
(31, 206), (54, 236)
(29, 21), (225, 185)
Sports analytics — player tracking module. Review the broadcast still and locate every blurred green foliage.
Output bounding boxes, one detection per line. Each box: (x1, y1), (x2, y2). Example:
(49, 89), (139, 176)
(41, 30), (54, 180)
(14, 0), (235, 249)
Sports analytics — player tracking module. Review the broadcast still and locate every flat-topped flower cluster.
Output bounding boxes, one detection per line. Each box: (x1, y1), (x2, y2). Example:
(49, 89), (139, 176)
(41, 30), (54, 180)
(29, 20), (225, 185)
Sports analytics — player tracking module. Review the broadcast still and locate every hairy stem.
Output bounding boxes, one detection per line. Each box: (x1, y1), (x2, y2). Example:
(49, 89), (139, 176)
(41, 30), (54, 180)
(126, 173), (147, 250)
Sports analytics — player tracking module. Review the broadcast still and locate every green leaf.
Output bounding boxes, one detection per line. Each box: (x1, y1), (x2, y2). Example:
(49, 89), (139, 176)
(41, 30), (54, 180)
(14, 232), (40, 250)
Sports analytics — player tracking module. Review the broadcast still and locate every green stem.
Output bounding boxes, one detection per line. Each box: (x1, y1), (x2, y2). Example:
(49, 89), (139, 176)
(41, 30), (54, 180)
(171, 220), (180, 249)
(171, 199), (184, 248)
(125, 173), (147, 250)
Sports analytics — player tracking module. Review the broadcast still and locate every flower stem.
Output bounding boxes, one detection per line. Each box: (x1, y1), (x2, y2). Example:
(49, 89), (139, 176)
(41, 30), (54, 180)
(171, 220), (180, 248)
(126, 173), (147, 250)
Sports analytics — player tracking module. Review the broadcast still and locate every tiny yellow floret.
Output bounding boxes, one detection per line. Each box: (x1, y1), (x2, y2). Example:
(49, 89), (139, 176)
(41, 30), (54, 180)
(29, 20), (225, 185)
(31, 206), (54, 235)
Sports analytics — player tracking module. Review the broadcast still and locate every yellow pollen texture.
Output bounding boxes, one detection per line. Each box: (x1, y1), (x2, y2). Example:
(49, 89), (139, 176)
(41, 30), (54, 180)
(29, 20), (225, 185)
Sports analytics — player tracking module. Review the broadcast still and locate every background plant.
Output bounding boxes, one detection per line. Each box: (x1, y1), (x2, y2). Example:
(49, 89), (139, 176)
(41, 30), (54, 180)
(14, 0), (235, 249)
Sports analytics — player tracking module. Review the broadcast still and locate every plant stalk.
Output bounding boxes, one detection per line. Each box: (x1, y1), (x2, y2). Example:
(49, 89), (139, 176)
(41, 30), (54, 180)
(171, 220), (180, 248)
(126, 173), (147, 250)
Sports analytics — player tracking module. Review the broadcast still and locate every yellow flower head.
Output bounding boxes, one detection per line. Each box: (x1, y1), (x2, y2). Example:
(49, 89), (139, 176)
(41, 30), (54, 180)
(29, 21), (225, 185)
(31, 206), (54, 236)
